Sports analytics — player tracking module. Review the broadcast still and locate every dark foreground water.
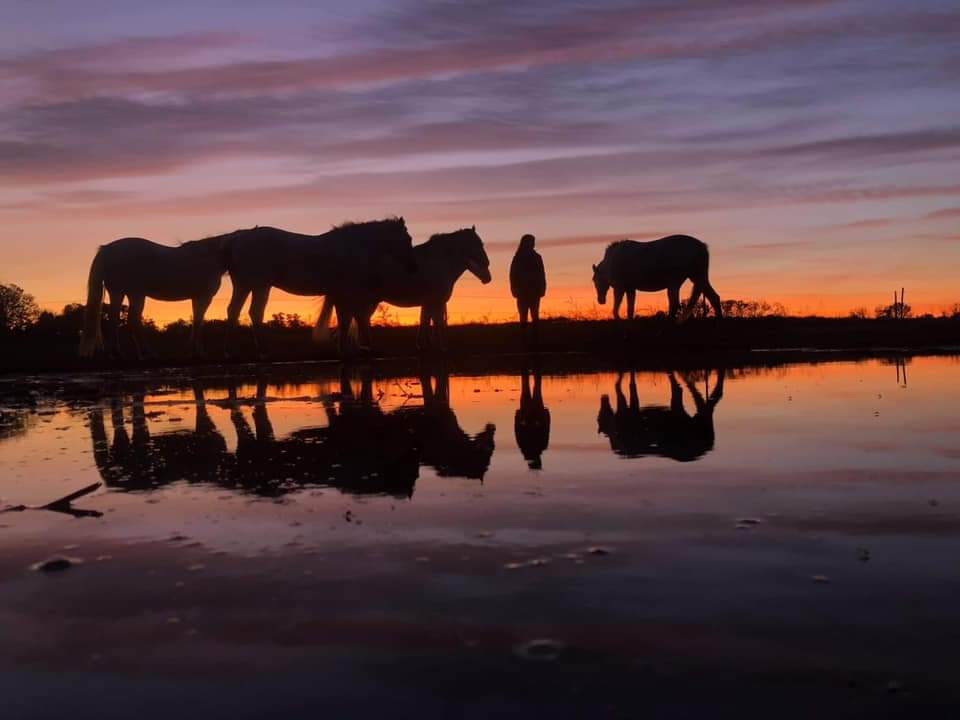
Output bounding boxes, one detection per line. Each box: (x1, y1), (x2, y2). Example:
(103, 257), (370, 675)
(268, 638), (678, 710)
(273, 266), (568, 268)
(1, 356), (958, 719)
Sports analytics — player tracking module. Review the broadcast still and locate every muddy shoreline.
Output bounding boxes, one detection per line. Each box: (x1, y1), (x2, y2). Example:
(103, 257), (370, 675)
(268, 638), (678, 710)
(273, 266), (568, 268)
(3, 316), (959, 376)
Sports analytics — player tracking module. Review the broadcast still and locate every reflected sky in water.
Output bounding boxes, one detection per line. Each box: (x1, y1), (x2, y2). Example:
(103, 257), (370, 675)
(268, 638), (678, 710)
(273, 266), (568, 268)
(2, 356), (960, 716)
(2, 356), (957, 549)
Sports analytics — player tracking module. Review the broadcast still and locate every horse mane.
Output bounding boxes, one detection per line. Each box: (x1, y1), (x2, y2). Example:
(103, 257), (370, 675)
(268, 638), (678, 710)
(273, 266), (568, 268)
(332, 216), (404, 231)
(427, 227), (473, 244)
(604, 239), (632, 254)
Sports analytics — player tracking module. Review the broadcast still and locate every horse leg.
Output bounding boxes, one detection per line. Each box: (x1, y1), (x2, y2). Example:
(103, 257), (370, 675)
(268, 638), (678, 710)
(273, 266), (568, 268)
(127, 294), (146, 361)
(225, 285), (250, 359)
(191, 294), (214, 358)
(667, 285), (681, 322)
(335, 304), (352, 358)
(681, 284), (703, 323)
(357, 309), (372, 355)
(106, 290), (123, 360)
(417, 306), (431, 352)
(437, 303), (449, 351)
(626, 290), (636, 321)
(248, 286), (270, 360)
(702, 281), (723, 318)
(612, 289), (624, 320)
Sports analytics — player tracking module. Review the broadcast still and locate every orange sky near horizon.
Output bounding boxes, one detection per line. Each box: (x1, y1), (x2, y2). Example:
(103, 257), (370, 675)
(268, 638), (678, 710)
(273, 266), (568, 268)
(2, 1), (958, 324)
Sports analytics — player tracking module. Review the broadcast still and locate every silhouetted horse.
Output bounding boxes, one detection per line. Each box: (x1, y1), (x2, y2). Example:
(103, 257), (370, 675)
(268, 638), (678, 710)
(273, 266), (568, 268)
(597, 369), (725, 461)
(79, 236), (228, 359)
(317, 227), (491, 353)
(591, 236), (722, 322)
(514, 366), (550, 469)
(220, 218), (415, 357)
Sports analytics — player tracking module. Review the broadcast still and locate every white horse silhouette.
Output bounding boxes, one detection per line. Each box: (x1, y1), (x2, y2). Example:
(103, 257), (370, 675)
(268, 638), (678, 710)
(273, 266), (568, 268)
(592, 235), (722, 321)
(79, 236), (228, 359)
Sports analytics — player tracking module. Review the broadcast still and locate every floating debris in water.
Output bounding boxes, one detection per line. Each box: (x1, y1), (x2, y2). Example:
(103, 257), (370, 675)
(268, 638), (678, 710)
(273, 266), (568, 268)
(736, 518), (763, 526)
(186, 563), (206, 572)
(504, 562), (524, 570)
(514, 638), (565, 662)
(475, 531), (494, 539)
(526, 558), (550, 567)
(31, 555), (82, 572)
(811, 574), (831, 584)
(586, 546), (613, 556)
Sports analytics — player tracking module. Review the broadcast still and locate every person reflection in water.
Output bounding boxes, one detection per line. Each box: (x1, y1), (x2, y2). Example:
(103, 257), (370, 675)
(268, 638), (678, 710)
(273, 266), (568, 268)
(514, 365), (550, 469)
(597, 368), (725, 462)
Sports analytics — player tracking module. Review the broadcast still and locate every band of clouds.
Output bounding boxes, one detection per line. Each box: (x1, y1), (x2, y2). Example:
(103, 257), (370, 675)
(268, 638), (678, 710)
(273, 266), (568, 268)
(1, 0), (958, 314)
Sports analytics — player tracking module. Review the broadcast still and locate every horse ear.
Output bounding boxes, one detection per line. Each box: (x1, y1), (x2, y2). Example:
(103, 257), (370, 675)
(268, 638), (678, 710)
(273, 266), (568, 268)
(471, 224), (476, 231)
(592, 263), (597, 272)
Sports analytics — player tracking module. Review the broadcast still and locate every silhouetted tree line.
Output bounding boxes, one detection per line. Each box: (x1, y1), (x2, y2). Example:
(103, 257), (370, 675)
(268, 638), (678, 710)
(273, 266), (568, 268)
(681, 297), (787, 319)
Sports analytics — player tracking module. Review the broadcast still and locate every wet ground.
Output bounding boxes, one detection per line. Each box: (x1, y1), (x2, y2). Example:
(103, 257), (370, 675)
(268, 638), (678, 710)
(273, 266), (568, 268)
(1, 355), (959, 718)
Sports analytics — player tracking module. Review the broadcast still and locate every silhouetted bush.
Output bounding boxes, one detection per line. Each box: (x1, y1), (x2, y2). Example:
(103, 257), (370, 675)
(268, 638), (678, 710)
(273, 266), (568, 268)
(0, 284), (39, 332)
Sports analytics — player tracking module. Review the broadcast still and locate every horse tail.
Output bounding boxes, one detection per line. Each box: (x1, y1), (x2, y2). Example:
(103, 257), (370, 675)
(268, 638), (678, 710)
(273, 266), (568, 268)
(78, 247), (106, 358)
(312, 296), (335, 343)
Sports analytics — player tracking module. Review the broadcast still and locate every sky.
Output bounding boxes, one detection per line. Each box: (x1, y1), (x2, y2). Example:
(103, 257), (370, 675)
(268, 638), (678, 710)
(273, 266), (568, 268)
(1, 0), (958, 324)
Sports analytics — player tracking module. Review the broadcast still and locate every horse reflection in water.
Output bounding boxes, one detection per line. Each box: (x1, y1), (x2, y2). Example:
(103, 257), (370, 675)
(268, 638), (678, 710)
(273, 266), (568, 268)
(396, 369), (495, 480)
(89, 385), (228, 491)
(514, 365), (550, 469)
(229, 375), (420, 497)
(88, 369), (495, 499)
(597, 369), (725, 462)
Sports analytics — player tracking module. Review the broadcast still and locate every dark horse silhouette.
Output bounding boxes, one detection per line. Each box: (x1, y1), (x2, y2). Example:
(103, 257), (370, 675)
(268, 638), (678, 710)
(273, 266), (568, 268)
(88, 370), (495, 499)
(514, 365), (550, 469)
(597, 369), (724, 461)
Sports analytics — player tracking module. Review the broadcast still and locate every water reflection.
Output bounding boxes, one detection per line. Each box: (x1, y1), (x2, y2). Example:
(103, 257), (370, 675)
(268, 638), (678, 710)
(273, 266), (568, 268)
(90, 385), (228, 491)
(88, 368), (495, 498)
(514, 363), (550, 469)
(597, 368), (724, 461)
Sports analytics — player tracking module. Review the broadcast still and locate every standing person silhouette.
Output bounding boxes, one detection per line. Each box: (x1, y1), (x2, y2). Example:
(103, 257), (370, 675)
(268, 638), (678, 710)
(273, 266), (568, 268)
(509, 234), (546, 346)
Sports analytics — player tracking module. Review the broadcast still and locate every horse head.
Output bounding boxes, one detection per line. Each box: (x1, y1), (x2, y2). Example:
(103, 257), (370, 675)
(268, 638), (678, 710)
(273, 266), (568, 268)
(461, 225), (492, 284)
(592, 261), (610, 304)
(386, 216), (417, 273)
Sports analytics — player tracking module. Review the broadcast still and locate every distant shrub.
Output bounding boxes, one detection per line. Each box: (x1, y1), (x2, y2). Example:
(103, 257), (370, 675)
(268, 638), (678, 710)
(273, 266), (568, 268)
(875, 302), (912, 319)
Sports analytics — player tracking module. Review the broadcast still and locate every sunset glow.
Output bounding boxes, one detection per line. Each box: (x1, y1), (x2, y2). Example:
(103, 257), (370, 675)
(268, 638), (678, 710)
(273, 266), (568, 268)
(2, 0), (958, 323)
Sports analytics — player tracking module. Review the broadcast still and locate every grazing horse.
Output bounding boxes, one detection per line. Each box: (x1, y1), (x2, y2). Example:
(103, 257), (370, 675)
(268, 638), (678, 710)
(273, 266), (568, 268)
(220, 218), (415, 357)
(316, 226), (491, 353)
(79, 236), (228, 359)
(591, 235), (722, 322)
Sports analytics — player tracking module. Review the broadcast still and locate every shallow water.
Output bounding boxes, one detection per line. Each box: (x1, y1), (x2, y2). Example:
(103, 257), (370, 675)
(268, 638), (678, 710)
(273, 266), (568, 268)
(1, 356), (959, 718)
